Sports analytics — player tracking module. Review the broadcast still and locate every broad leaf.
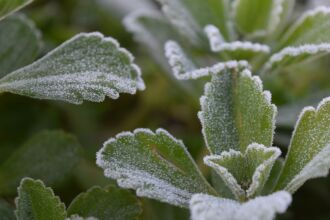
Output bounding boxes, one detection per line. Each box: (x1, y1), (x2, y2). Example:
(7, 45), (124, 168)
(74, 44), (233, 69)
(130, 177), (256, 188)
(67, 186), (141, 220)
(157, 0), (232, 45)
(0, 199), (15, 220)
(15, 178), (66, 220)
(204, 25), (270, 60)
(190, 191), (292, 220)
(0, 131), (81, 195)
(0, 0), (32, 20)
(0, 32), (145, 104)
(276, 97), (330, 193)
(96, 128), (216, 207)
(204, 144), (281, 201)
(0, 14), (41, 77)
(278, 6), (330, 48)
(199, 68), (276, 154)
(165, 40), (249, 80)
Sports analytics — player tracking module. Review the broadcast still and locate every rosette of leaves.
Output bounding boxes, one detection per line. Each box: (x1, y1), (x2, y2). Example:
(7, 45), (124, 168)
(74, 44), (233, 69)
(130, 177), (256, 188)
(97, 67), (330, 220)
(0, 0), (145, 104)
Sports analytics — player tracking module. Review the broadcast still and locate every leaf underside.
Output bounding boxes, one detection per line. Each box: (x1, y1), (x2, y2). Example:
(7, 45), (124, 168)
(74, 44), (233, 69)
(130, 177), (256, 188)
(0, 32), (145, 104)
(97, 128), (216, 208)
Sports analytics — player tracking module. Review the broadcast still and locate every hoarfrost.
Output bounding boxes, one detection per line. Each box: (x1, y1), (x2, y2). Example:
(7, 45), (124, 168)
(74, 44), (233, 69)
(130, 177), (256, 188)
(0, 32), (145, 104)
(190, 191), (292, 220)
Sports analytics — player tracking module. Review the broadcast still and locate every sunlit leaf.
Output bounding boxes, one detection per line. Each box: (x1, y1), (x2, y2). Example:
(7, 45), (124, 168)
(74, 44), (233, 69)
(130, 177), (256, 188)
(67, 186), (141, 220)
(0, 32), (145, 104)
(276, 97), (330, 193)
(190, 191), (292, 220)
(15, 178), (66, 220)
(0, 131), (81, 195)
(204, 144), (281, 201)
(97, 128), (216, 208)
(199, 69), (276, 154)
(0, 14), (41, 77)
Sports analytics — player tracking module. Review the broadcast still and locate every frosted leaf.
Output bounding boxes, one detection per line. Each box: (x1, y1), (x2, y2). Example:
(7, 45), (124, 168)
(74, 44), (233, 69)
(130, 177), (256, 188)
(0, 14), (41, 77)
(0, 131), (81, 195)
(232, 0), (273, 37)
(190, 191), (292, 220)
(276, 97), (330, 193)
(263, 44), (330, 73)
(96, 128), (216, 208)
(0, 0), (32, 20)
(165, 40), (249, 80)
(157, 0), (233, 45)
(15, 178), (66, 220)
(199, 68), (277, 154)
(204, 25), (270, 60)
(261, 159), (284, 195)
(204, 144), (281, 201)
(0, 32), (145, 104)
(67, 186), (141, 220)
(66, 215), (98, 220)
(278, 6), (330, 48)
(268, 0), (295, 34)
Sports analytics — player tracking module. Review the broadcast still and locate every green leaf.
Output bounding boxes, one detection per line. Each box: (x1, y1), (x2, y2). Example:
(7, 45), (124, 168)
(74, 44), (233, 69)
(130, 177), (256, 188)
(0, 0), (32, 21)
(157, 0), (232, 45)
(96, 128), (216, 208)
(204, 144), (281, 201)
(278, 7), (330, 48)
(15, 178), (66, 220)
(261, 159), (284, 195)
(199, 69), (277, 154)
(276, 97), (330, 193)
(67, 186), (141, 220)
(0, 199), (15, 220)
(0, 131), (81, 195)
(190, 191), (292, 220)
(0, 32), (145, 104)
(0, 14), (41, 77)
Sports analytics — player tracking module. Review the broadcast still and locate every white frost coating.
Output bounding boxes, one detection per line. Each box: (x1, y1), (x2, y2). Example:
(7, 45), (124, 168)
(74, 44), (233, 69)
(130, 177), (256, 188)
(0, 32), (145, 104)
(190, 191), (292, 220)
(203, 25), (270, 54)
(264, 43), (330, 71)
(164, 41), (250, 80)
(204, 144), (281, 200)
(66, 215), (98, 220)
(285, 145), (330, 193)
(268, 0), (285, 33)
(96, 128), (215, 208)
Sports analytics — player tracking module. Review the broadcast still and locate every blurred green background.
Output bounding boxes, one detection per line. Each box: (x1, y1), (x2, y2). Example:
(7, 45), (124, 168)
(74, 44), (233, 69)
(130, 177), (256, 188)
(0, 0), (329, 219)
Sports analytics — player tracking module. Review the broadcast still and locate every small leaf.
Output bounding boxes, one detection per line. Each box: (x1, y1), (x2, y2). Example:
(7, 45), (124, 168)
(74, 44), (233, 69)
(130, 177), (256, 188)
(189, 191), (292, 220)
(276, 97), (330, 193)
(204, 144), (281, 201)
(0, 131), (81, 195)
(0, 14), (41, 77)
(164, 40), (249, 80)
(0, 0), (32, 21)
(15, 178), (66, 220)
(204, 25), (270, 60)
(0, 199), (15, 220)
(199, 69), (276, 154)
(96, 128), (216, 207)
(278, 6), (330, 48)
(0, 32), (145, 104)
(67, 186), (141, 220)
(157, 0), (233, 45)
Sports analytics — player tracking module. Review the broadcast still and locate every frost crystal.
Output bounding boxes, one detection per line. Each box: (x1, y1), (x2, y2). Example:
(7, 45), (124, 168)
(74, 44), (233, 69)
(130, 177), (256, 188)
(0, 32), (145, 104)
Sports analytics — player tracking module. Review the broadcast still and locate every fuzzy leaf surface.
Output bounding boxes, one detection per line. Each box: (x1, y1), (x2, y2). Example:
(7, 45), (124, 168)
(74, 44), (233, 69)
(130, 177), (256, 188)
(0, 131), (81, 195)
(0, 0), (32, 20)
(276, 98), (330, 193)
(0, 14), (41, 77)
(199, 69), (276, 154)
(67, 186), (141, 220)
(204, 144), (281, 200)
(190, 191), (292, 220)
(0, 32), (145, 104)
(15, 178), (66, 220)
(97, 128), (216, 208)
